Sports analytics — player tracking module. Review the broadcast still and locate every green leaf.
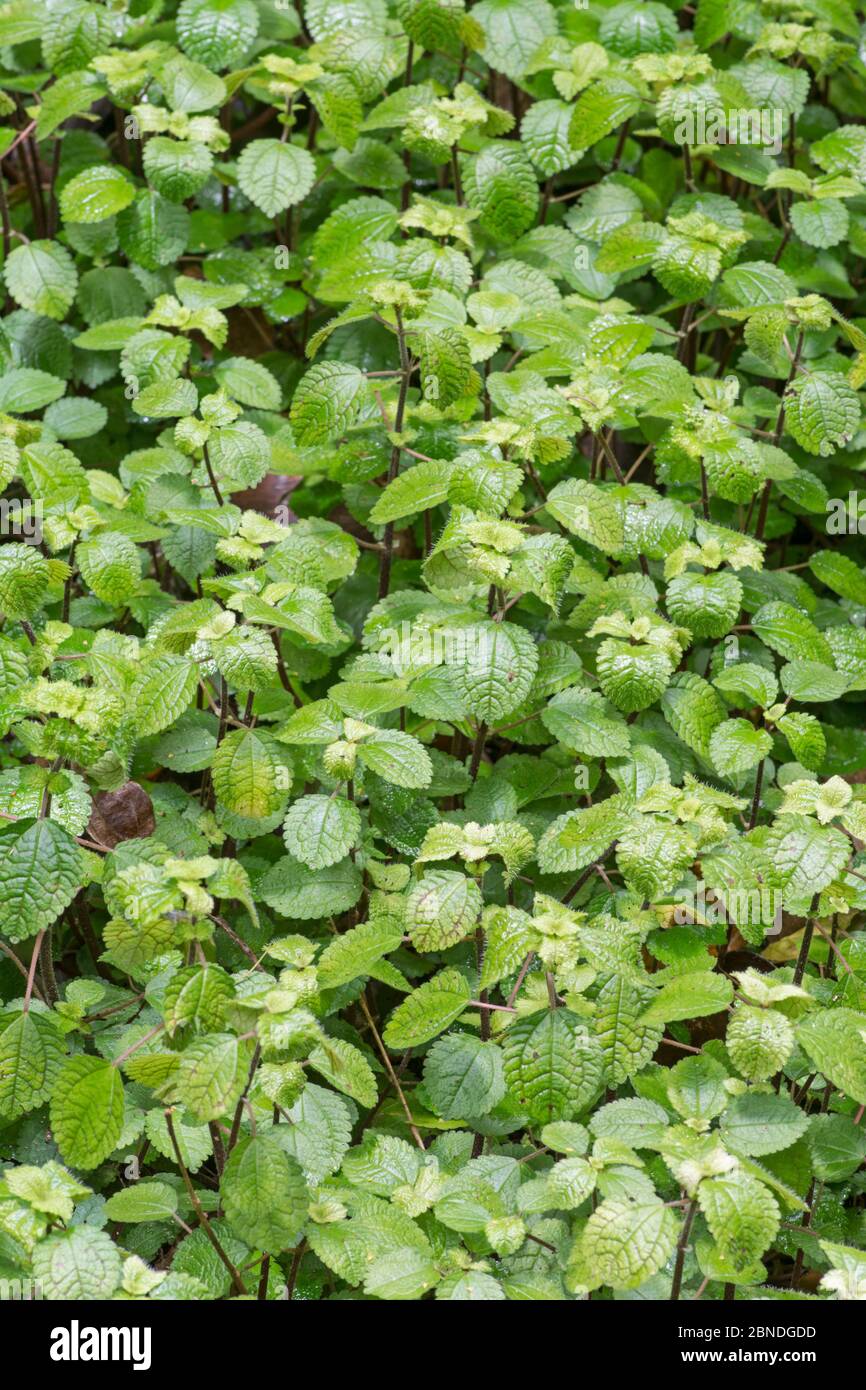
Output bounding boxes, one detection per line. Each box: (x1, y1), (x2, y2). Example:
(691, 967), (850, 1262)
(177, 0), (260, 70)
(368, 458), (451, 525)
(666, 572), (742, 639)
(237, 139), (316, 218)
(133, 377), (199, 418)
(383, 969), (471, 1048)
(405, 869), (482, 951)
(661, 672), (726, 761)
(50, 1055), (125, 1169)
(720, 1091), (809, 1156)
(697, 1171), (780, 1272)
(309, 1037), (378, 1107)
(709, 718), (773, 779)
(143, 138), (214, 204)
(132, 656), (199, 737)
(42, 0), (112, 76)
(76, 531), (141, 605)
(666, 1054), (729, 1123)
(163, 964), (236, 1038)
(806, 1114), (866, 1182)
(580, 1197), (678, 1291)
(0, 367), (66, 413)
(4, 240), (78, 320)
(283, 793), (361, 869)
(260, 855), (363, 919)
(357, 730), (433, 788)
(60, 166), (135, 224)
(33, 1227), (122, 1300)
(117, 190), (190, 271)
(797, 1007), (866, 1105)
(104, 1181), (180, 1223)
(809, 550), (866, 606)
(214, 356), (282, 410)
(780, 660), (847, 703)
(444, 621), (539, 725)
(502, 1009), (604, 1122)
(279, 1084), (353, 1182)
(0, 1009), (64, 1120)
(753, 602), (834, 664)
(594, 975), (662, 1085)
(465, 142), (538, 241)
(174, 1034), (248, 1121)
(317, 916), (404, 989)
(423, 1034), (505, 1120)
(784, 371), (861, 456)
(522, 100), (579, 177)
(161, 55), (227, 112)
(290, 362), (368, 446)
(639, 972), (733, 1027)
(713, 662), (779, 709)
(545, 479), (623, 554)
(418, 328), (472, 406)
(209, 612), (275, 683)
(542, 687), (630, 758)
(764, 814), (849, 911)
(596, 640), (672, 714)
(0, 820), (84, 943)
(569, 78), (641, 151)
(590, 1097), (670, 1149)
(790, 198), (849, 249)
(475, 0), (557, 82)
(727, 1005), (795, 1082)
(221, 1133), (308, 1252)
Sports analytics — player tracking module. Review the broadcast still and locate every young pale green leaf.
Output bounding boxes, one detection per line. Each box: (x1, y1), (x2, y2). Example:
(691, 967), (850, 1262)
(579, 1197), (678, 1292)
(4, 240), (78, 320)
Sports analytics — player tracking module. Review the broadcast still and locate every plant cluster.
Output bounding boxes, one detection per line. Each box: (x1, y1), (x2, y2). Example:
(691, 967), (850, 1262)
(3, 0), (866, 1304)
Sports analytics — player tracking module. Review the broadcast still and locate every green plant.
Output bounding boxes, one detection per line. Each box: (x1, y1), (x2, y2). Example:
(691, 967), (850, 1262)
(2, 0), (866, 1306)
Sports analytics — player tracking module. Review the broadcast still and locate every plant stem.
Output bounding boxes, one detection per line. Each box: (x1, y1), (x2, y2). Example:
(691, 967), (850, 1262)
(506, 952), (535, 1008)
(359, 990), (425, 1151)
(227, 1043), (262, 1153)
(669, 1198), (697, 1300)
(23, 930), (46, 1013)
(468, 722), (488, 781)
(112, 1023), (164, 1068)
(793, 919), (814, 987)
(202, 442), (224, 506)
(164, 1108), (247, 1296)
(39, 927), (58, 1006)
(377, 307), (411, 599)
(748, 757), (765, 830)
(755, 329), (804, 541)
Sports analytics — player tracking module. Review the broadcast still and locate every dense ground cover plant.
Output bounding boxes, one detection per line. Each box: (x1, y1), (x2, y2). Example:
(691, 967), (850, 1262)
(4, 0), (866, 1306)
